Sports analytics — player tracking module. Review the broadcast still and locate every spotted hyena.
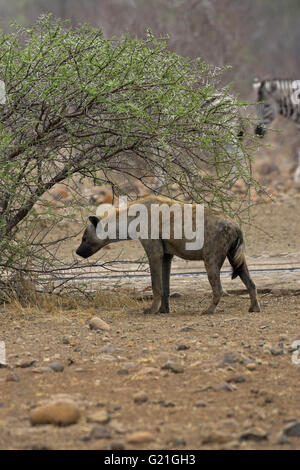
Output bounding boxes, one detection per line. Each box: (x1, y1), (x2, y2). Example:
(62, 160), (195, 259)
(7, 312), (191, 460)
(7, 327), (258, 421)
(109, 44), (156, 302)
(76, 196), (260, 315)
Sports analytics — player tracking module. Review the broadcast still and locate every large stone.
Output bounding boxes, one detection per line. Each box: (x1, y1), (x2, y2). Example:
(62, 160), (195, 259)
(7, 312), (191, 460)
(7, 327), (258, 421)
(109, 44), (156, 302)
(30, 400), (80, 426)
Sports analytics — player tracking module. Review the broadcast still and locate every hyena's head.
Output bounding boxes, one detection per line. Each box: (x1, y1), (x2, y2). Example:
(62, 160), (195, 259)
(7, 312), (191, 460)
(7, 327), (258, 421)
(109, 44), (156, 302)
(76, 216), (105, 259)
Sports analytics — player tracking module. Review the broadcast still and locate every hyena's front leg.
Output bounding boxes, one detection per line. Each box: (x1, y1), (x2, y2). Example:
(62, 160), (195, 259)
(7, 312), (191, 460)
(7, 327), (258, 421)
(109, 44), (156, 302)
(142, 240), (164, 315)
(160, 253), (173, 313)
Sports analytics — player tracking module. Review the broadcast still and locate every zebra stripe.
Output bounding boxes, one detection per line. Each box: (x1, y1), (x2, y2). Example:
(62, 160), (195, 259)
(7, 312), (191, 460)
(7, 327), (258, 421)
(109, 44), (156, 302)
(254, 78), (300, 129)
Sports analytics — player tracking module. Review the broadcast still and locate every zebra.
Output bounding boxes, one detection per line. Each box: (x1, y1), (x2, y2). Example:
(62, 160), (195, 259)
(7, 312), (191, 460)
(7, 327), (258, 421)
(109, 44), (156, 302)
(253, 78), (300, 183)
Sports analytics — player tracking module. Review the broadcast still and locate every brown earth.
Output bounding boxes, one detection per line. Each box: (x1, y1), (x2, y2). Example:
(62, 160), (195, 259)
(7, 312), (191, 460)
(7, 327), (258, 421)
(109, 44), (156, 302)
(0, 186), (300, 450)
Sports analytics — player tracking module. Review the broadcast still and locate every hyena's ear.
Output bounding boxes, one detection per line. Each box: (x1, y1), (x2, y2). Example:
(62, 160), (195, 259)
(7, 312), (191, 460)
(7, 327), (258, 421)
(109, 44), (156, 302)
(89, 216), (99, 228)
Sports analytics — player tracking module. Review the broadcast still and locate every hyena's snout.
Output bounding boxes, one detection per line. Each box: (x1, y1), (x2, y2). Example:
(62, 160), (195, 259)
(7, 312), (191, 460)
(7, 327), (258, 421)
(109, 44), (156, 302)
(76, 245), (93, 259)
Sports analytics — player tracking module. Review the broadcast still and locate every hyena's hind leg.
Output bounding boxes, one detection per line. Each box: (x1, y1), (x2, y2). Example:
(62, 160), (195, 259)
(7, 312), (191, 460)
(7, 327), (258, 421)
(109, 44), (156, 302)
(238, 263), (260, 312)
(227, 227), (260, 312)
(202, 259), (224, 315)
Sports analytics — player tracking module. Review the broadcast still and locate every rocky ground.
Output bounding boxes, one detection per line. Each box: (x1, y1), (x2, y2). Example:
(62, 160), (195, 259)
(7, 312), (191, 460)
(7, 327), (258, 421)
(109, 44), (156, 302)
(0, 288), (300, 450)
(0, 167), (300, 450)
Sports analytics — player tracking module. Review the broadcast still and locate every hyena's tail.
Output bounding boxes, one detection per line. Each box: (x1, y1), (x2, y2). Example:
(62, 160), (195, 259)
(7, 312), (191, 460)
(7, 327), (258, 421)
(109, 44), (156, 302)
(227, 227), (246, 280)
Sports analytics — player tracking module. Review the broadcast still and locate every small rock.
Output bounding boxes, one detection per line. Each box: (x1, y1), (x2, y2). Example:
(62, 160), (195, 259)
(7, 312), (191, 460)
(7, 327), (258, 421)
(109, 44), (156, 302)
(133, 392), (148, 405)
(127, 431), (154, 444)
(239, 429), (269, 442)
(270, 348), (283, 356)
(222, 352), (240, 365)
(246, 363), (257, 371)
(176, 344), (190, 351)
(180, 327), (195, 332)
(16, 360), (36, 369)
(89, 317), (110, 332)
(195, 401), (207, 408)
(227, 375), (246, 384)
(172, 438), (186, 446)
(161, 361), (184, 374)
(87, 410), (110, 425)
(49, 362), (64, 373)
(110, 440), (125, 450)
(283, 421), (300, 437)
(158, 400), (175, 408)
(170, 292), (181, 298)
(90, 425), (111, 440)
(30, 400), (80, 426)
(62, 337), (71, 345)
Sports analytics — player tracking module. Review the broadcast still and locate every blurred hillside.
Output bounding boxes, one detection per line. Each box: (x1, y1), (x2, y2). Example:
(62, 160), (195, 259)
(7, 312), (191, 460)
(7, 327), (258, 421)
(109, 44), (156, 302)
(1, 0), (299, 96)
(1, 0), (300, 189)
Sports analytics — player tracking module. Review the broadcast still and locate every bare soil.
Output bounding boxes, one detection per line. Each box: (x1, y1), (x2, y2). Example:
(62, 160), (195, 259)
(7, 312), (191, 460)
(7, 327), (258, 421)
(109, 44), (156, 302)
(0, 191), (300, 450)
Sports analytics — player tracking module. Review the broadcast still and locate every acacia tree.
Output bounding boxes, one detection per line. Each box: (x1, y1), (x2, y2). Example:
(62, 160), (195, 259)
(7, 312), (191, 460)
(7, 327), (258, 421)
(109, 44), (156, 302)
(0, 15), (257, 283)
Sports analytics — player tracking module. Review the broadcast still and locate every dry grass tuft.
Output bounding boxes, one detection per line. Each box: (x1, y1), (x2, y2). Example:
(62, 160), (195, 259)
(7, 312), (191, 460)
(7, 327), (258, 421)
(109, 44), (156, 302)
(0, 278), (143, 318)
(93, 288), (142, 312)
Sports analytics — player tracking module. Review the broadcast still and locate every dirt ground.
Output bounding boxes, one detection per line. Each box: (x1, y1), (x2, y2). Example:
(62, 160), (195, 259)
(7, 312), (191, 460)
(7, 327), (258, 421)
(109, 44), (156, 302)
(0, 189), (300, 450)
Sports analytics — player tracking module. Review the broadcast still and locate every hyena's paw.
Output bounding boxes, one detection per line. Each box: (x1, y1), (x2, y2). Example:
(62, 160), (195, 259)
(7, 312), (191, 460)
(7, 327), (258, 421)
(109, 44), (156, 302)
(200, 308), (214, 316)
(144, 307), (159, 315)
(248, 304), (261, 313)
(159, 307), (169, 314)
